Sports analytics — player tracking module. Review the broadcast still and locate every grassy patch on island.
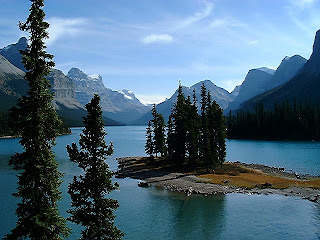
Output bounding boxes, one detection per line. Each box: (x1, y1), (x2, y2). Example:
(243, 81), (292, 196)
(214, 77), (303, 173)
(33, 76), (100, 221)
(198, 163), (320, 189)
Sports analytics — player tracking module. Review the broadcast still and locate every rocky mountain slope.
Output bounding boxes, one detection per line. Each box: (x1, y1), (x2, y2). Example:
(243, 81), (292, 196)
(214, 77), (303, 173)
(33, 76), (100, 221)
(240, 29), (320, 111)
(0, 37), (27, 72)
(67, 67), (151, 124)
(0, 53), (121, 126)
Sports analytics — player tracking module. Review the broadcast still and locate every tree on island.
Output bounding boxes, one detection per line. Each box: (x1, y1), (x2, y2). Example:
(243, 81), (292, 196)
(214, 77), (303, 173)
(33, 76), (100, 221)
(169, 83), (187, 167)
(146, 82), (227, 172)
(185, 91), (200, 167)
(199, 84), (212, 169)
(145, 120), (154, 157)
(145, 105), (166, 157)
(5, 0), (70, 239)
(67, 94), (123, 240)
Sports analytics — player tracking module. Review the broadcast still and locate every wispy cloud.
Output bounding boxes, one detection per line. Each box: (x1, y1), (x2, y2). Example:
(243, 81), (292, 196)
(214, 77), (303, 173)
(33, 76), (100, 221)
(290, 0), (316, 9)
(46, 17), (88, 46)
(248, 40), (259, 45)
(176, 1), (214, 29)
(141, 34), (173, 44)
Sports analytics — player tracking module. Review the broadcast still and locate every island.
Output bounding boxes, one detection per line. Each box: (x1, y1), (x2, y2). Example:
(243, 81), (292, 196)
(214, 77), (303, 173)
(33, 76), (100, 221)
(116, 157), (320, 203)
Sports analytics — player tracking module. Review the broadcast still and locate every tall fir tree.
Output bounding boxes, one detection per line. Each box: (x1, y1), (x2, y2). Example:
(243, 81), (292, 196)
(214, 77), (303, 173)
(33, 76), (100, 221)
(67, 94), (123, 240)
(199, 83), (211, 169)
(5, 0), (69, 239)
(166, 115), (175, 161)
(170, 83), (187, 167)
(214, 100), (227, 168)
(185, 94), (200, 168)
(207, 93), (217, 168)
(151, 104), (166, 157)
(145, 120), (154, 157)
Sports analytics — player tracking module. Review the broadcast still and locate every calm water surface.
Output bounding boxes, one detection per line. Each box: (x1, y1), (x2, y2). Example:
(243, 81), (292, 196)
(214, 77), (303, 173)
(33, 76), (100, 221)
(0, 126), (319, 239)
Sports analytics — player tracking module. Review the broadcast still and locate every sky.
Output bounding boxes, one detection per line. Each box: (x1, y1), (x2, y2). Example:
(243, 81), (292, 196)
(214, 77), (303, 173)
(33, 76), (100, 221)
(1, 0), (320, 104)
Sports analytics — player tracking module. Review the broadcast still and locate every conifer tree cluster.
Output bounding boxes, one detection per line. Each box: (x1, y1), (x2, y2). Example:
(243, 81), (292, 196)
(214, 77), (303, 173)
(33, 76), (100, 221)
(227, 100), (320, 140)
(145, 83), (227, 171)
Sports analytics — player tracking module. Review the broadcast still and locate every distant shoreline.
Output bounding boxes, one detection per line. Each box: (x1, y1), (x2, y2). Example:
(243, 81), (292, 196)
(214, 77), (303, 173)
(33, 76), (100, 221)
(116, 157), (320, 203)
(0, 135), (17, 139)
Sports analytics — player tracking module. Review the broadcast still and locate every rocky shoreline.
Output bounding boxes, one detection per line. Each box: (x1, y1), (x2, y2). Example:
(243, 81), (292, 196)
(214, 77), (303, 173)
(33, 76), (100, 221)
(116, 157), (320, 203)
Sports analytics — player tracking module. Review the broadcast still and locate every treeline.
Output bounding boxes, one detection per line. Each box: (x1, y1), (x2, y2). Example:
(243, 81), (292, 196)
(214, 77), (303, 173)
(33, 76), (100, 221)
(0, 109), (70, 137)
(227, 100), (320, 140)
(145, 83), (227, 170)
(0, 110), (12, 136)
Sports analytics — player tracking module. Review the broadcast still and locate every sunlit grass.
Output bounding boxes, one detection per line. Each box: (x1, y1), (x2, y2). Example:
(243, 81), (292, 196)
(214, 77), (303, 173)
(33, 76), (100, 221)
(198, 163), (320, 189)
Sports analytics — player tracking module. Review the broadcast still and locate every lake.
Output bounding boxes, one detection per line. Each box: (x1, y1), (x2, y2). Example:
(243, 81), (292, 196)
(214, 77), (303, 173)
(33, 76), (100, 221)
(0, 126), (319, 239)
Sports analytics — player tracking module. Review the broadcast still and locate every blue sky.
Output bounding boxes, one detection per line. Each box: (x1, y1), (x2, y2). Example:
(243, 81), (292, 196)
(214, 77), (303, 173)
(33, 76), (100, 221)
(1, 0), (320, 104)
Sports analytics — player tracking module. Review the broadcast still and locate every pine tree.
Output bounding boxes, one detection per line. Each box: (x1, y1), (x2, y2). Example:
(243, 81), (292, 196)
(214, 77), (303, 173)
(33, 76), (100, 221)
(185, 94), (200, 168)
(5, 0), (69, 239)
(170, 83), (187, 167)
(154, 113), (166, 157)
(166, 115), (175, 161)
(212, 100), (226, 168)
(151, 104), (166, 157)
(145, 120), (154, 157)
(67, 94), (123, 240)
(199, 83), (211, 169)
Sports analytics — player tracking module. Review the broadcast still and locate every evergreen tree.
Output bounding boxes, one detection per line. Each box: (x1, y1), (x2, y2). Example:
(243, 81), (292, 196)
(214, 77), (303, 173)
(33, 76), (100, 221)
(145, 120), (154, 157)
(206, 92), (218, 169)
(185, 94), (200, 168)
(151, 104), (166, 157)
(67, 94), (123, 240)
(166, 115), (175, 161)
(170, 83), (187, 167)
(199, 83), (211, 169)
(5, 0), (69, 239)
(212, 100), (226, 168)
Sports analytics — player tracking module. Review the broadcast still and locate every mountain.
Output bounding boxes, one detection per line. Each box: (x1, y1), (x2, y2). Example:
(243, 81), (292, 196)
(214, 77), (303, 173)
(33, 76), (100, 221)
(133, 79), (235, 125)
(0, 37), (27, 71)
(0, 53), (122, 126)
(265, 55), (307, 91)
(231, 85), (241, 97)
(67, 67), (151, 124)
(240, 29), (320, 112)
(0, 54), (27, 111)
(226, 67), (275, 111)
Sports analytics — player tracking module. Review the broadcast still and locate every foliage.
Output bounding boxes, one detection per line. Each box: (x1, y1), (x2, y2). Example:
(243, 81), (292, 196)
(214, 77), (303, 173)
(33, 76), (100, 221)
(0, 110), (13, 137)
(5, 0), (69, 239)
(145, 105), (166, 157)
(151, 105), (166, 157)
(146, 82), (227, 172)
(145, 120), (154, 157)
(227, 100), (320, 140)
(168, 84), (187, 166)
(67, 94), (123, 240)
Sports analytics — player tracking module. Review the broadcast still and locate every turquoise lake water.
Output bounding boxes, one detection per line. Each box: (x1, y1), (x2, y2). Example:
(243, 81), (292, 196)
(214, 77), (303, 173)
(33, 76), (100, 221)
(0, 126), (319, 239)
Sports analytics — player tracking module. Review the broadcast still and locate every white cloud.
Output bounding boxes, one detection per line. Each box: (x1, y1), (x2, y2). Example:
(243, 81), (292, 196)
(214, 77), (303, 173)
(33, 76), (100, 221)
(46, 17), (88, 45)
(248, 40), (259, 45)
(142, 34), (173, 44)
(135, 94), (169, 105)
(290, 0), (316, 8)
(177, 1), (214, 29)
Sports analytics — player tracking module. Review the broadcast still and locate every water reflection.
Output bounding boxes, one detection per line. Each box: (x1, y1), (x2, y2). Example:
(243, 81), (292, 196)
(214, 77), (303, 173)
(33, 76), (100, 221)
(172, 194), (226, 240)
